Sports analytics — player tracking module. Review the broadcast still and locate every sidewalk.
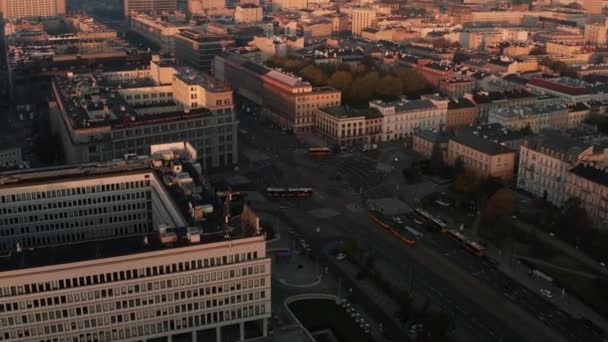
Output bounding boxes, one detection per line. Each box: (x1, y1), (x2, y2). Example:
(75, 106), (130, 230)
(486, 245), (608, 329)
(466, 214), (608, 329)
(512, 219), (608, 276)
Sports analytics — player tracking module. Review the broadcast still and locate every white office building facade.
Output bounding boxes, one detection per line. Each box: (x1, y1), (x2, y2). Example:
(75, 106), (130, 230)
(0, 236), (270, 342)
(0, 168), (185, 253)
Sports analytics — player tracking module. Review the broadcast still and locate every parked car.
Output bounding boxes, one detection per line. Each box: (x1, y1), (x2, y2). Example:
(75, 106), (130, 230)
(337, 253), (347, 261)
(539, 289), (552, 299)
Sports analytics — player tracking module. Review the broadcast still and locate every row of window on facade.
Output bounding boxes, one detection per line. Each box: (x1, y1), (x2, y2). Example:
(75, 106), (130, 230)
(125, 92), (172, 101)
(0, 180), (150, 204)
(0, 223), (149, 251)
(0, 255), (263, 298)
(1, 191), (149, 217)
(1, 304), (267, 341)
(1, 282), (267, 329)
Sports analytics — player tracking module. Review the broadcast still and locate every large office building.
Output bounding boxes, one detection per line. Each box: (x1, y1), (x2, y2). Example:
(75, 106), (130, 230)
(49, 56), (238, 168)
(272, 0), (307, 11)
(0, 160), (184, 253)
(188, 0), (226, 13)
(351, 7), (376, 37)
(174, 29), (235, 72)
(124, 0), (178, 17)
(0, 0), (65, 19)
(130, 13), (191, 53)
(214, 52), (341, 133)
(0, 158), (271, 342)
(235, 4), (263, 24)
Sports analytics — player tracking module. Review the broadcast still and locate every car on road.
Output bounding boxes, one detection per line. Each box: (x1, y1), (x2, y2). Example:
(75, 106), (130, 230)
(336, 253), (347, 261)
(600, 262), (606, 268)
(287, 228), (295, 235)
(539, 289), (552, 299)
(434, 199), (451, 207)
(392, 217), (403, 224)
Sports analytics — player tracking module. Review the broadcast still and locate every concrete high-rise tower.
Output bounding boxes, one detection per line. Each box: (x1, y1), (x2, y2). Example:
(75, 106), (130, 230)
(351, 6), (376, 36)
(123, 0), (178, 17)
(0, 0), (65, 19)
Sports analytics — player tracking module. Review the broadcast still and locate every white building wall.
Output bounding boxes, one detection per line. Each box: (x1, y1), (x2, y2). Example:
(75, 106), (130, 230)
(0, 236), (270, 342)
(0, 171), (187, 253)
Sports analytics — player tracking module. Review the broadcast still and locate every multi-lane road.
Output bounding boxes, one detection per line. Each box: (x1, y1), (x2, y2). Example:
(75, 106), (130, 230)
(235, 105), (608, 342)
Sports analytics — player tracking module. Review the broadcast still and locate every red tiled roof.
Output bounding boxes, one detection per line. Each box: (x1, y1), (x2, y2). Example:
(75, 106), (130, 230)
(528, 78), (590, 96)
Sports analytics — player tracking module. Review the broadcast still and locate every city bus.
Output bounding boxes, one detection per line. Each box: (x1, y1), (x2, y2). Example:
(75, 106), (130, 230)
(464, 240), (486, 257)
(403, 226), (424, 240)
(446, 229), (467, 244)
(414, 208), (448, 232)
(216, 190), (243, 201)
(265, 187), (313, 198)
(369, 210), (416, 245)
(308, 147), (331, 156)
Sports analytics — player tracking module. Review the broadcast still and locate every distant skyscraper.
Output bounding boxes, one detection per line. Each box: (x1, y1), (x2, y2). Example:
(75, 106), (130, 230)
(188, 0), (227, 12)
(0, 0), (65, 19)
(351, 7), (376, 37)
(271, 0), (307, 11)
(584, 23), (607, 45)
(123, 0), (177, 17)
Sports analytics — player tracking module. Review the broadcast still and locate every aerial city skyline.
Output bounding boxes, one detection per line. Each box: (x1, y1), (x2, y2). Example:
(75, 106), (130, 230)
(0, 0), (608, 341)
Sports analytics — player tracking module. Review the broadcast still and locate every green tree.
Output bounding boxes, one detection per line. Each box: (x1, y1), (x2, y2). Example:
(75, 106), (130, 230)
(429, 142), (444, 172)
(529, 45), (546, 55)
(65, 45), (79, 54)
(453, 156), (465, 176)
(480, 177), (504, 199)
(520, 124), (534, 136)
(328, 71), (353, 91)
(392, 67), (429, 96)
(454, 169), (479, 197)
(586, 114), (608, 134)
(484, 188), (514, 223)
(337, 63), (352, 72)
(349, 72), (379, 105)
(299, 65), (328, 86)
(556, 197), (591, 239)
(376, 75), (402, 99)
(432, 37), (452, 49)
